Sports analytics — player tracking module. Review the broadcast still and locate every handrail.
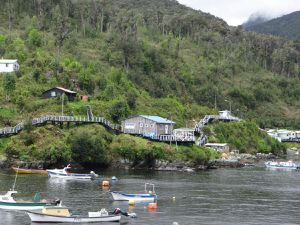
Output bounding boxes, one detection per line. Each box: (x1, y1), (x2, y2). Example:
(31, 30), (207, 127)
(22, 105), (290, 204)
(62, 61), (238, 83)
(0, 115), (119, 137)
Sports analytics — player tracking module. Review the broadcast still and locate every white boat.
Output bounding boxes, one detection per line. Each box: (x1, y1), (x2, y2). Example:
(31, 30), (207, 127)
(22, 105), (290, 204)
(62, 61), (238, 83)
(0, 167), (60, 210)
(111, 183), (157, 202)
(46, 165), (98, 180)
(265, 160), (299, 169)
(26, 207), (122, 223)
(0, 191), (61, 210)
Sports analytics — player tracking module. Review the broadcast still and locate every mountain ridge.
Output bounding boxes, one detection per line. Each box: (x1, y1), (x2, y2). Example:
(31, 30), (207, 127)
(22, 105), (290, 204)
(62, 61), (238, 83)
(245, 11), (300, 40)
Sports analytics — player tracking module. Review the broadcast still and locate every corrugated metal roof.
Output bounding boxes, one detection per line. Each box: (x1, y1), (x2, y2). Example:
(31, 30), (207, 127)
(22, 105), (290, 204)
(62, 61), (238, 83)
(0, 59), (18, 64)
(205, 143), (228, 147)
(55, 87), (77, 94)
(140, 115), (175, 124)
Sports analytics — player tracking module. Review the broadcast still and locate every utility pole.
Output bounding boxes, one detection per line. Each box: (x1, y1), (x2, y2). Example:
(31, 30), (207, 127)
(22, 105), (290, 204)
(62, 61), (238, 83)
(225, 99), (232, 113)
(61, 93), (64, 116)
(214, 94), (217, 109)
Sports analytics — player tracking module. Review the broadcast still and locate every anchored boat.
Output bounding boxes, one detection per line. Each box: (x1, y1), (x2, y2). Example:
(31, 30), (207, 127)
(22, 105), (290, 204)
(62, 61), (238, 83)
(265, 160), (300, 169)
(46, 165), (98, 180)
(26, 207), (129, 223)
(0, 191), (61, 210)
(110, 183), (157, 202)
(12, 167), (48, 175)
(0, 166), (60, 210)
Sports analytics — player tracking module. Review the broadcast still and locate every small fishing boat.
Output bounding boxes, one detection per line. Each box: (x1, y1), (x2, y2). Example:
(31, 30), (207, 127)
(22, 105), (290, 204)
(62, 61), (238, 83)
(12, 167), (48, 175)
(265, 160), (300, 169)
(110, 183), (157, 202)
(26, 207), (129, 223)
(0, 191), (61, 210)
(46, 165), (98, 180)
(0, 166), (61, 210)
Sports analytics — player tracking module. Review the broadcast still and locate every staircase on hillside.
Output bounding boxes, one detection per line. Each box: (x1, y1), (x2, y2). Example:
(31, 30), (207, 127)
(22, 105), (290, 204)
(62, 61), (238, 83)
(86, 105), (94, 121)
(194, 111), (241, 146)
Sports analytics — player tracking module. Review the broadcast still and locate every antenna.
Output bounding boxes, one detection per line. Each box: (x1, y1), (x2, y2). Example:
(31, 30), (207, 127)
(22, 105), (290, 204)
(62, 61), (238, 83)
(12, 166), (19, 191)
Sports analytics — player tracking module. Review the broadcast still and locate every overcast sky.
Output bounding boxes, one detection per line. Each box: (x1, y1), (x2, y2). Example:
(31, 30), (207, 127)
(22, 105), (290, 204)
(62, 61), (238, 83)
(177, 0), (300, 26)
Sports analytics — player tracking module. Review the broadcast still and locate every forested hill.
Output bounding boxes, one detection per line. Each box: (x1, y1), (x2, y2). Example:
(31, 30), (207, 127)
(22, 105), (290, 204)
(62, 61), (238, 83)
(246, 11), (300, 40)
(0, 0), (300, 129)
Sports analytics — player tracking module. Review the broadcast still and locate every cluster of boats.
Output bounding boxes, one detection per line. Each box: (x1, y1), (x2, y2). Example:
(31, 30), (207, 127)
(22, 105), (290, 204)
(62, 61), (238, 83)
(1, 165), (154, 223)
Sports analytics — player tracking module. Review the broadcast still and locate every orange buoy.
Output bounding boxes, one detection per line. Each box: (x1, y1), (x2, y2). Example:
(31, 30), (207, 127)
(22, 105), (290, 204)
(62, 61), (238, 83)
(148, 202), (157, 209)
(102, 186), (109, 191)
(102, 180), (109, 187)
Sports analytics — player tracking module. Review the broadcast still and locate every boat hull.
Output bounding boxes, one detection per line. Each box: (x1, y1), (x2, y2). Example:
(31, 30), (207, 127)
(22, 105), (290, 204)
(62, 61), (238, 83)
(111, 191), (156, 202)
(27, 211), (121, 223)
(12, 167), (48, 175)
(265, 161), (299, 169)
(0, 201), (59, 210)
(47, 170), (95, 180)
(265, 165), (298, 169)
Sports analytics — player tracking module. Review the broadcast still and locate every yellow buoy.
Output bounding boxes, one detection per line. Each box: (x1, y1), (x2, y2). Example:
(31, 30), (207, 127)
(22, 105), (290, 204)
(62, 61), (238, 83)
(128, 199), (135, 206)
(102, 180), (109, 187)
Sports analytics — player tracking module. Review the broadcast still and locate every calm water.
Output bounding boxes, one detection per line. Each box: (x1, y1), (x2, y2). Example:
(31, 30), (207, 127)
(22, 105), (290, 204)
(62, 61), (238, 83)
(1, 167), (300, 225)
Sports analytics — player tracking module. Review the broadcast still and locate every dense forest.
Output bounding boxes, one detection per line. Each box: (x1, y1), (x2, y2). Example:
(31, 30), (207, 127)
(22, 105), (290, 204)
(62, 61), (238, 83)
(0, 0), (297, 166)
(246, 11), (300, 40)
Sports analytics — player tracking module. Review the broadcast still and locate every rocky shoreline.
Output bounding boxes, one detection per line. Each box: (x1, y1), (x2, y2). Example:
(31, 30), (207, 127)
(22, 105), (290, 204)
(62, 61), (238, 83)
(0, 153), (277, 172)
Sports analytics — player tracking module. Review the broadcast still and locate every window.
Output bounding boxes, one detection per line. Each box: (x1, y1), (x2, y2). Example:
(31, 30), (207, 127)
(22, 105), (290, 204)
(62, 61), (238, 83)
(139, 122), (143, 127)
(145, 124), (149, 128)
(51, 91), (56, 97)
(6, 63), (8, 67)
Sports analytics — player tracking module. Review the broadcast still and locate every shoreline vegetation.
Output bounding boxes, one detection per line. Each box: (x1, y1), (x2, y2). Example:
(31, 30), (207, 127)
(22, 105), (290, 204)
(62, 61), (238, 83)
(0, 0), (298, 169)
(0, 121), (286, 170)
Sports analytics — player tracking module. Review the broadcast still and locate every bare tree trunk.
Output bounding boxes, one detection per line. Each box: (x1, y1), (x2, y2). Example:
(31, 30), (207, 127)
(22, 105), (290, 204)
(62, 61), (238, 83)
(8, 0), (12, 39)
(80, 9), (86, 37)
(100, 10), (104, 33)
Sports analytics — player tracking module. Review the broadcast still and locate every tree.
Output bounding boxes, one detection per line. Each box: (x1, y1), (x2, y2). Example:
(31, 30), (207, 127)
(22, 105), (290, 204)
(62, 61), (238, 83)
(108, 100), (129, 123)
(68, 126), (112, 167)
(27, 28), (42, 48)
(3, 73), (16, 101)
(52, 4), (72, 76)
(0, 35), (6, 56)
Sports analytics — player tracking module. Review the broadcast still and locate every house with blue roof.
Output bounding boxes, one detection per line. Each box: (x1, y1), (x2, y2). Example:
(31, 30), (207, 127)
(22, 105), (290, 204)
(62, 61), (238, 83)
(121, 115), (175, 138)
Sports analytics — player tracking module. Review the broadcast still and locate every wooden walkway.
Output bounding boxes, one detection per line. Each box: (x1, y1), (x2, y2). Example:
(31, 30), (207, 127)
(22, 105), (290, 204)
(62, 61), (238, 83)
(194, 112), (241, 145)
(0, 112), (241, 145)
(0, 115), (119, 137)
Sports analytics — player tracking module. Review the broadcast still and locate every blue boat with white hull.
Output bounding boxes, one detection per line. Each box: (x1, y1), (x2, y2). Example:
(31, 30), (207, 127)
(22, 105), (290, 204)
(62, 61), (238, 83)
(46, 165), (98, 180)
(265, 160), (300, 169)
(110, 183), (157, 202)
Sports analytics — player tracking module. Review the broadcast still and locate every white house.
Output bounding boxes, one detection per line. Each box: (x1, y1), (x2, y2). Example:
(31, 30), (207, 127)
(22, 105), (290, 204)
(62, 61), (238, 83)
(218, 110), (241, 121)
(173, 128), (195, 142)
(0, 59), (19, 73)
(204, 143), (229, 152)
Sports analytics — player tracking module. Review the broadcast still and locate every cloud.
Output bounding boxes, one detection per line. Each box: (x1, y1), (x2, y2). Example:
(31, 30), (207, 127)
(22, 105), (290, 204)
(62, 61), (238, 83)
(178, 0), (300, 26)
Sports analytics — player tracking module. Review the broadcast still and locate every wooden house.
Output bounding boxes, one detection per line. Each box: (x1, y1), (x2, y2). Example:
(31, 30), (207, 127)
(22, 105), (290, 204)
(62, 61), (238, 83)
(42, 87), (77, 101)
(121, 115), (175, 138)
(0, 59), (19, 73)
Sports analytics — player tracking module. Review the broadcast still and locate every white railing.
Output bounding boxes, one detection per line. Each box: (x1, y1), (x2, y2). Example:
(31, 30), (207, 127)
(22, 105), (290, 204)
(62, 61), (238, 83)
(0, 115), (119, 136)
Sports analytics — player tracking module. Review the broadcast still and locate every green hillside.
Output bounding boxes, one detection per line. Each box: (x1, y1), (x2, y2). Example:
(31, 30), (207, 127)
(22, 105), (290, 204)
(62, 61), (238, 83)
(0, 0), (296, 165)
(246, 11), (300, 40)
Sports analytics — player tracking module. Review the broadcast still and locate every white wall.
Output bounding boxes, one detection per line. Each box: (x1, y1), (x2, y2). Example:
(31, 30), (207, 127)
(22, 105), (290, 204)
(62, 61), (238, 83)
(0, 62), (19, 73)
